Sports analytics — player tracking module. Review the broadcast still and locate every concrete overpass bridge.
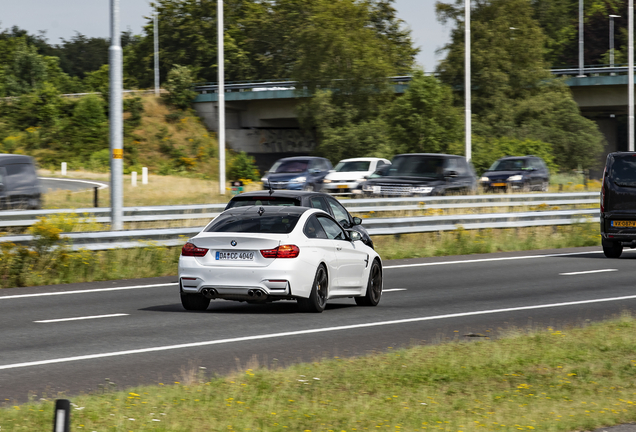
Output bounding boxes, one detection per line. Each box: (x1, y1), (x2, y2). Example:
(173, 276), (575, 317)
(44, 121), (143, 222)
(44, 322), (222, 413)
(192, 68), (631, 170)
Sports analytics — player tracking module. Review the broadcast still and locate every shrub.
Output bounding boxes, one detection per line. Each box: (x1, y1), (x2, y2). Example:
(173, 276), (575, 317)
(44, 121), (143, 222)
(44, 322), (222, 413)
(228, 151), (260, 181)
(164, 65), (197, 110)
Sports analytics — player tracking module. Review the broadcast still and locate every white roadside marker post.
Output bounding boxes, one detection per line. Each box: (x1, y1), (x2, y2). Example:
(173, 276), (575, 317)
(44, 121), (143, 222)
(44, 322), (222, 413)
(61, 162), (67, 176)
(132, 171), (137, 187)
(53, 399), (70, 432)
(142, 167), (148, 184)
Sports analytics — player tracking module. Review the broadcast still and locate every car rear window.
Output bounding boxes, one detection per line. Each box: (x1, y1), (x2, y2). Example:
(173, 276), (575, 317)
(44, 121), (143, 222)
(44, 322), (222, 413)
(205, 213), (301, 233)
(611, 156), (636, 183)
(227, 197), (299, 208)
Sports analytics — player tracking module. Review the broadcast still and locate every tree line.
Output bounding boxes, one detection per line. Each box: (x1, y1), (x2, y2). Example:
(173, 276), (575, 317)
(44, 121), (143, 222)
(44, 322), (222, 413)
(0, 0), (615, 174)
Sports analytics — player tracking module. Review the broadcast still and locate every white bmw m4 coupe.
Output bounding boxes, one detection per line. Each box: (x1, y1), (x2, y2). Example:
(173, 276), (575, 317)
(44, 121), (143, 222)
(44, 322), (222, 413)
(178, 205), (383, 313)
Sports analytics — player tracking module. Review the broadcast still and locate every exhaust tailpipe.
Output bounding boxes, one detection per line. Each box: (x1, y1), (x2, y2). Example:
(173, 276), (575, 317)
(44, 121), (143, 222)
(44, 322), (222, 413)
(254, 290), (263, 298)
(248, 289), (255, 297)
(202, 288), (218, 299)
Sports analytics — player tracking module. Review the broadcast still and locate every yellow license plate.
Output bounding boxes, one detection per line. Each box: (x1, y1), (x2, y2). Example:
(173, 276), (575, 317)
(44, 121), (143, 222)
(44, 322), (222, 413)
(492, 183), (506, 187)
(612, 220), (636, 227)
(337, 185), (348, 189)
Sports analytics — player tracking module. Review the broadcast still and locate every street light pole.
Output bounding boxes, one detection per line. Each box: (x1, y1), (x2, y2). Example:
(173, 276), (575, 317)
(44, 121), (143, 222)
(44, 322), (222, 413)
(154, 12), (159, 96)
(629, 0), (634, 151)
(109, 0), (123, 231)
(218, 0), (226, 194)
(609, 15), (620, 68)
(465, 0), (471, 162)
(578, 0), (585, 77)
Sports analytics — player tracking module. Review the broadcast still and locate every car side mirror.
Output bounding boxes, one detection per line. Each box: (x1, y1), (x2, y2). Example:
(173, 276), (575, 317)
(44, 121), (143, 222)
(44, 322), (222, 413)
(352, 216), (362, 226)
(445, 170), (458, 178)
(309, 168), (321, 174)
(347, 230), (362, 242)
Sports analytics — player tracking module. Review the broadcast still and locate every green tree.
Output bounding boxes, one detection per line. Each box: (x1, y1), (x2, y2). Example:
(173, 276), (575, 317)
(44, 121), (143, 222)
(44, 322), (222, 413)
(4, 39), (48, 96)
(384, 70), (462, 155)
(436, 0), (605, 169)
(164, 65), (197, 110)
(64, 94), (108, 157)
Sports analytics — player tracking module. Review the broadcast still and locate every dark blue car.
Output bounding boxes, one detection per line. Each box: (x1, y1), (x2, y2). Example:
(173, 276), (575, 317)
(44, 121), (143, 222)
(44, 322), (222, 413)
(261, 157), (332, 192)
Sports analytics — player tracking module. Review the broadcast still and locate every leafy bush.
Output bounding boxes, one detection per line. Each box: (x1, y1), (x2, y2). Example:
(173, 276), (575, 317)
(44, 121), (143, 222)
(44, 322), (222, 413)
(164, 65), (197, 110)
(228, 151), (260, 181)
(89, 148), (111, 172)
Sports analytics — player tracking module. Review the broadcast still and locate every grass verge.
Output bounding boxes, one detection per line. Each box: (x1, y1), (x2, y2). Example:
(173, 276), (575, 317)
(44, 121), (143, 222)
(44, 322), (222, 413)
(3, 314), (636, 431)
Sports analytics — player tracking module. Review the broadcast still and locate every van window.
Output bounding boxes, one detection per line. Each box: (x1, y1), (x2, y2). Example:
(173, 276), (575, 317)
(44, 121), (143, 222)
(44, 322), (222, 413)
(611, 156), (636, 183)
(6, 163), (36, 188)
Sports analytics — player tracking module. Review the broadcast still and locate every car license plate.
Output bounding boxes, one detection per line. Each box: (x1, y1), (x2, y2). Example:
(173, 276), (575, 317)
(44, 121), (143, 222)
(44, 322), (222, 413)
(492, 182), (506, 187)
(215, 251), (255, 261)
(337, 184), (348, 189)
(611, 220), (636, 227)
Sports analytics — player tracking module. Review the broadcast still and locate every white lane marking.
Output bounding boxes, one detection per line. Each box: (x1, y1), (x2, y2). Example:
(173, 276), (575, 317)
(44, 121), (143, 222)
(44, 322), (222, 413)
(384, 250), (601, 269)
(3, 293), (636, 371)
(0, 283), (176, 300)
(39, 177), (109, 189)
(34, 313), (129, 323)
(560, 269), (618, 276)
(383, 289), (407, 292)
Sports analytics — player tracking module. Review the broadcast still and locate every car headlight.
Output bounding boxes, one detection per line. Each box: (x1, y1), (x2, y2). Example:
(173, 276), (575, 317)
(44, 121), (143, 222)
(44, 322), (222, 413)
(261, 177), (268, 183)
(290, 176), (306, 183)
(362, 184), (374, 192)
(480, 176), (489, 182)
(507, 175), (523, 181)
(323, 179), (332, 184)
(410, 186), (434, 194)
(356, 178), (366, 184)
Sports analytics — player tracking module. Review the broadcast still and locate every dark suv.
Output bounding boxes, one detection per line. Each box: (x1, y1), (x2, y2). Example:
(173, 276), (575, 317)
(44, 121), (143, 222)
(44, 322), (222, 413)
(360, 153), (477, 197)
(600, 152), (636, 258)
(480, 156), (550, 192)
(225, 190), (373, 249)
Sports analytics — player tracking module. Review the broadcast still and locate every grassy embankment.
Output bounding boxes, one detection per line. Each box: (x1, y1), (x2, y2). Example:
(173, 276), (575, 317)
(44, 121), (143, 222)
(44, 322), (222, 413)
(2, 314), (636, 431)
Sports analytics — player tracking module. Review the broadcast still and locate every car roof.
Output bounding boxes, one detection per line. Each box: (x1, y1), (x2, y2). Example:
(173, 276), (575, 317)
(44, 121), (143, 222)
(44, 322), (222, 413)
(393, 153), (463, 158)
(222, 205), (311, 217)
(496, 155), (538, 160)
(229, 190), (328, 199)
(275, 156), (327, 162)
(338, 157), (389, 163)
(0, 154), (34, 164)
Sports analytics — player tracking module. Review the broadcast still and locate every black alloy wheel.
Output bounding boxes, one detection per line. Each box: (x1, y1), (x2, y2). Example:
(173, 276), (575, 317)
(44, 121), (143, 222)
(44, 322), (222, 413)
(298, 265), (328, 312)
(355, 259), (382, 306)
(180, 292), (211, 311)
(602, 239), (623, 258)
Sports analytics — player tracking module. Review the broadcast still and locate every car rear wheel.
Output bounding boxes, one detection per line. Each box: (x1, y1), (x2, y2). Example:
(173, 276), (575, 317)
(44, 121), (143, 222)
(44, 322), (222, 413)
(298, 265), (328, 312)
(355, 259), (382, 306)
(180, 293), (211, 311)
(602, 239), (623, 258)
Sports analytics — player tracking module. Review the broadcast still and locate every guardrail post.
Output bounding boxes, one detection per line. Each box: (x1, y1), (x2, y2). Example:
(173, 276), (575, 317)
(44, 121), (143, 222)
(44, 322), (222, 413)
(94, 187), (99, 207)
(53, 399), (70, 432)
(132, 171), (137, 187)
(142, 167), (148, 185)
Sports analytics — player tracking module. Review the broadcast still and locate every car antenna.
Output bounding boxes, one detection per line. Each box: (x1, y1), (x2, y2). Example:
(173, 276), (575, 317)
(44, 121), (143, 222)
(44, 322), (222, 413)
(258, 206), (265, 216)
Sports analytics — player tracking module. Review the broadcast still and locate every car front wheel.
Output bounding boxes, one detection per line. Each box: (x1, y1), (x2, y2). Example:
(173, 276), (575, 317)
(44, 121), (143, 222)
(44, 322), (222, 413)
(298, 265), (328, 312)
(602, 239), (623, 258)
(180, 293), (211, 311)
(355, 259), (382, 306)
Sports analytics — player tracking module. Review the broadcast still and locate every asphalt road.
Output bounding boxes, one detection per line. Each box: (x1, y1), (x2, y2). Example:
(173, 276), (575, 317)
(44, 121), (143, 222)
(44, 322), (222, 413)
(39, 177), (109, 193)
(2, 246), (636, 403)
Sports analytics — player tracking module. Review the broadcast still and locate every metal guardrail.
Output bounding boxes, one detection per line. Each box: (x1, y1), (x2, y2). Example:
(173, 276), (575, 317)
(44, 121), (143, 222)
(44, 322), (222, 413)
(0, 192), (599, 228)
(1, 208), (599, 251)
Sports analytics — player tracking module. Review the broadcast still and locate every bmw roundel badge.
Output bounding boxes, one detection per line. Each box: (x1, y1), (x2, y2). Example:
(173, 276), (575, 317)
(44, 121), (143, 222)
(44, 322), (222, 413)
(230, 240), (237, 247)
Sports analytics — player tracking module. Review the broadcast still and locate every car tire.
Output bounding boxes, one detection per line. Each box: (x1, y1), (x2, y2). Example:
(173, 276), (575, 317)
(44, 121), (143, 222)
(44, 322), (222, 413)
(180, 293), (211, 311)
(355, 259), (382, 306)
(541, 181), (549, 192)
(602, 239), (623, 258)
(298, 264), (328, 313)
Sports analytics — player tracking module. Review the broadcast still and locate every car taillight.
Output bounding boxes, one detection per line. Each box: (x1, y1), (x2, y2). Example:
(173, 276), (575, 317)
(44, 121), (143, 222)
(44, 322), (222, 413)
(260, 245), (300, 258)
(181, 242), (209, 257)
